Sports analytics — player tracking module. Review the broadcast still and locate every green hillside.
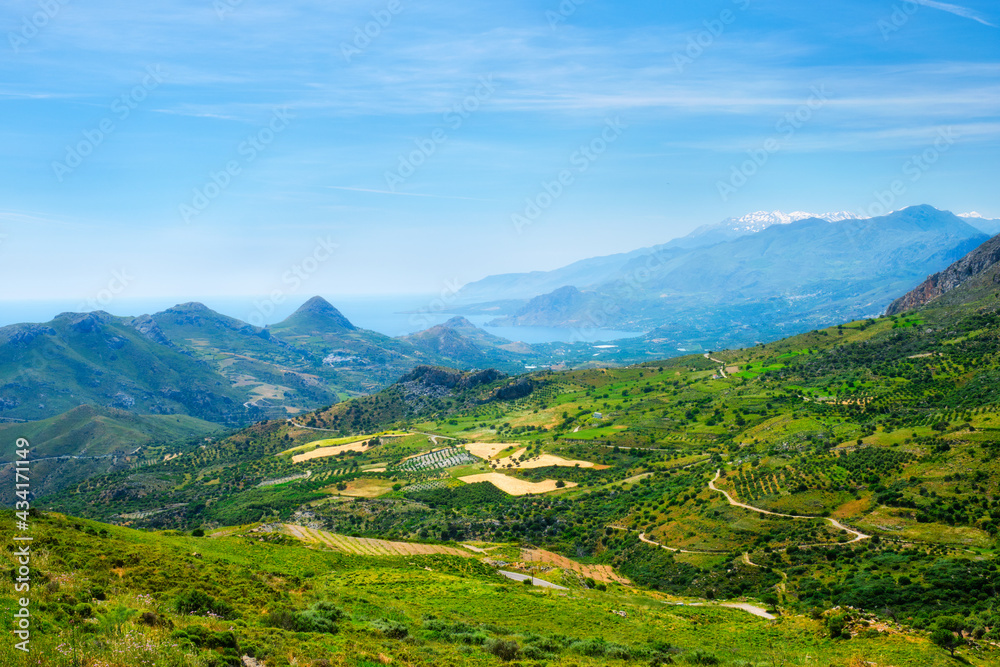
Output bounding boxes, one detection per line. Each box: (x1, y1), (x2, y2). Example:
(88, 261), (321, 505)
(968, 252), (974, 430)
(21, 249), (1000, 665)
(0, 311), (250, 423)
(0, 404), (222, 504)
(0, 511), (977, 666)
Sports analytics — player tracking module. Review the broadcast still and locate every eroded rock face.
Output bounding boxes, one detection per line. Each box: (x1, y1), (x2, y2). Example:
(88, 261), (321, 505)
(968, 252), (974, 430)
(887, 234), (1000, 315)
(399, 365), (506, 391)
(492, 377), (533, 401)
(129, 315), (175, 347)
(0, 324), (56, 346)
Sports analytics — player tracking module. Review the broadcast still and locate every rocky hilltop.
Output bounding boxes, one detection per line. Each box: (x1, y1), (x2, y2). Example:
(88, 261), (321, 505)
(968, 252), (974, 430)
(886, 233), (1000, 315)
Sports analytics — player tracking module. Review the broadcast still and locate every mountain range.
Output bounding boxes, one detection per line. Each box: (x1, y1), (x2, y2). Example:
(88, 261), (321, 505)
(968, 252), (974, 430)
(3, 205), (996, 432)
(456, 206), (991, 352)
(0, 298), (535, 427)
(18, 226), (1000, 666)
(959, 211), (1000, 236)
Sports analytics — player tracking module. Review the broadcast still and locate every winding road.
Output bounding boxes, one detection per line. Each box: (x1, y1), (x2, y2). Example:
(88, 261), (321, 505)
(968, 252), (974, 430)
(708, 470), (870, 544)
(285, 418), (340, 432)
(704, 353), (728, 378)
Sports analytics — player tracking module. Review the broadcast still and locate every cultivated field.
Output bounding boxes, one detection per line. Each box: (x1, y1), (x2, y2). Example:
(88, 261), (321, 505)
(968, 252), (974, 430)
(494, 447), (596, 470)
(396, 446), (477, 471)
(282, 524), (474, 558)
(292, 439), (372, 463)
(464, 442), (519, 459)
(520, 546), (631, 585)
(458, 472), (577, 496)
(326, 478), (395, 498)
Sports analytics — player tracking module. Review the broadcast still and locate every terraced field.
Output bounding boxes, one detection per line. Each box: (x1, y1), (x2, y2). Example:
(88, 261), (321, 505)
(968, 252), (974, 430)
(282, 525), (632, 585)
(520, 547), (631, 585)
(282, 524), (474, 558)
(396, 446), (477, 471)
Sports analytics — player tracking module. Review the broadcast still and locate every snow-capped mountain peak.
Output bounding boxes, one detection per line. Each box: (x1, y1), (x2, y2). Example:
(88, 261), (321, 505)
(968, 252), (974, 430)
(719, 210), (864, 234)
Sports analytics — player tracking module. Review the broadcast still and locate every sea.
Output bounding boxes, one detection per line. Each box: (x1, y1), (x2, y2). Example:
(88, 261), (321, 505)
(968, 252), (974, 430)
(0, 294), (644, 345)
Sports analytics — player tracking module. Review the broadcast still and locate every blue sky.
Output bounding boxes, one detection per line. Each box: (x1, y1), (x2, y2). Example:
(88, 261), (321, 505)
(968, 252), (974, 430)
(1, 0), (997, 307)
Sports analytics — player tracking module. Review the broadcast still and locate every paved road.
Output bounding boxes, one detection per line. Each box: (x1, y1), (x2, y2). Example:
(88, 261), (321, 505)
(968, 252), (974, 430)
(498, 570), (568, 590)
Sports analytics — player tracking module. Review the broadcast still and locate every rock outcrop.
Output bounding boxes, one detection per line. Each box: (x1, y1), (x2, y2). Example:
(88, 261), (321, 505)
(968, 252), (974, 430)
(886, 234), (1000, 315)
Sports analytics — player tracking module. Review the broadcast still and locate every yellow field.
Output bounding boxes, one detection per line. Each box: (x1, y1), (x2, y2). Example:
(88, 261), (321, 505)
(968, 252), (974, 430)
(292, 439), (370, 463)
(282, 525), (474, 558)
(520, 547), (631, 585)
(325, 478), (395, 498)
(458, 472), (577, 496)
(463, 442), (520, 459)
(493, 448), (596, 470)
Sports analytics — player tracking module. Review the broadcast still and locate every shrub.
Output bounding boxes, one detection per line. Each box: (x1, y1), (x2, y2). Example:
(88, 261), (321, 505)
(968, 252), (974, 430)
(827, 612), (849, 639)
(295, 610), (338, 634)
(370, 618), (409, 639)
(174, 590), (236, 619)
(96, 604), (137, 636)
(605, 643), (632, 659)
(685, 650), (719, 665)
(263, 601), (342, 634)
(263, 609), (299, 631)
(484, 637), (520, 661)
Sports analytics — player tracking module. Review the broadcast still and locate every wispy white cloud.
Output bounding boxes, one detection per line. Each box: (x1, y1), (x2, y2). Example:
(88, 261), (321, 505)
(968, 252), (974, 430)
(911, 0), (996, 27)
(326, 186), (495, 202)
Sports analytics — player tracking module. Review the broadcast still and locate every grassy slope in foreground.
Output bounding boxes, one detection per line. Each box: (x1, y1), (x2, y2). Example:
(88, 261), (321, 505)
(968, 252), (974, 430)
(0, 511), (977, 667)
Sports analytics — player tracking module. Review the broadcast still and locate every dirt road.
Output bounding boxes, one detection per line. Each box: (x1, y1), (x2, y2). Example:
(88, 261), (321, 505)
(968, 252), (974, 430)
(708, 470), (870, 543)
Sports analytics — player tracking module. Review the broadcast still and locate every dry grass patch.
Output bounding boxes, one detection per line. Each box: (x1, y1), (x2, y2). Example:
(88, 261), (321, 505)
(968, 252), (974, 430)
(458, 472), (577, 496)
(292, 439), (370, 463)
(282, 525), (473, 558)
(520, 547), (630, 585)
(493, 448), (596, 470)
(325, 478), (395, 498)
(463, 442), (521, 460)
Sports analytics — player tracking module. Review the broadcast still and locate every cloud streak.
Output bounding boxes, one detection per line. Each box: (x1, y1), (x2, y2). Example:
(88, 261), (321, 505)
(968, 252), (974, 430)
(912, 0), (996, 27)
(326, 186), (495, 202)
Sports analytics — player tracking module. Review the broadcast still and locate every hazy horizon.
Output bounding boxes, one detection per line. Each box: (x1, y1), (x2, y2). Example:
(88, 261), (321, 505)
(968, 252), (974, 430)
(2, 0), (997, 305)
